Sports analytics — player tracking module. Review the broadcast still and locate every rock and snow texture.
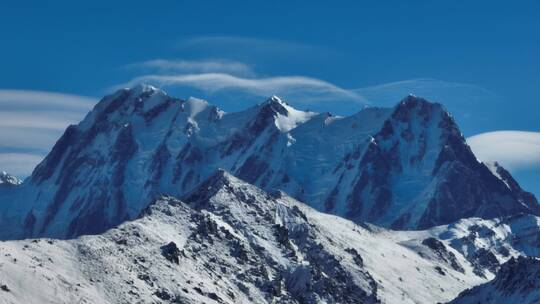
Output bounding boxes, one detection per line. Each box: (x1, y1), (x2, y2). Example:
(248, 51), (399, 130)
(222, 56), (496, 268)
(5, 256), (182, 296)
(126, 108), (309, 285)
(0, 171), (21, 186)
(0, 171), (496, 304)
(449, 256), (540, 304)
(327, 96), (540, 229)
(401, 213), (540, 277)
(485, 161), (538, 208)
(0, 85), (538, 239)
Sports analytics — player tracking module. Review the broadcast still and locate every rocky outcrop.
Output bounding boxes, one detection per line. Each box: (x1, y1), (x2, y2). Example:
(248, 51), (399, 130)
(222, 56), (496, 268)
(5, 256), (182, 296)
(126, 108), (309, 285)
(450, 256), (540, 304)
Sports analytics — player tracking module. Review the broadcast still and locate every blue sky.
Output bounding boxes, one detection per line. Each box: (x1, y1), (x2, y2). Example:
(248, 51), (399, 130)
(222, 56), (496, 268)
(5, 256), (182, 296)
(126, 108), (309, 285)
(0, 0), (539, 196)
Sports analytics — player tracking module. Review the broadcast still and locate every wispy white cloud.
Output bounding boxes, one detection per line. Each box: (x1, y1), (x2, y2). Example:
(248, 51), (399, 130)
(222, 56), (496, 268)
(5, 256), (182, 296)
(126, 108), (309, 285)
(117, 72), (501, 118)
(0, 89), (95, 111)
(352, 78), (505, 133)
(353, 78), (497, 106)
(0, 89), (96, 177)
(0, 111), (85, 130)
(121, 36), (356, 104)
(119, 73), (365, 103)
(467, 131), (540, 170)
(0, 128), (64, 152)
(126, 59), (256, 77)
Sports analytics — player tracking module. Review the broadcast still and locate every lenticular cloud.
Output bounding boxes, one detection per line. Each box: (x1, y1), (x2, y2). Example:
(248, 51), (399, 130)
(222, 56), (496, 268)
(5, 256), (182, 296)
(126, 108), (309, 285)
(467, 130), (540, 170)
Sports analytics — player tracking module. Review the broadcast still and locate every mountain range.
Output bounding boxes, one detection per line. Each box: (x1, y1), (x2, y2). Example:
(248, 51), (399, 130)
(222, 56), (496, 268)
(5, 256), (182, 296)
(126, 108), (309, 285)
(0, 84), (539, 303)
(2, 170), (540, 303)
(0, 84), (537, 239)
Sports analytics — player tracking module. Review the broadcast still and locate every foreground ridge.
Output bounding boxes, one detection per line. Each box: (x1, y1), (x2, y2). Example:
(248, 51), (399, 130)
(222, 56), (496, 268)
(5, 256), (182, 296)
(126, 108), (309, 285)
(2, 170), (540, 303)
(0, 171), (491, 303)
(450, 256), (540, 304)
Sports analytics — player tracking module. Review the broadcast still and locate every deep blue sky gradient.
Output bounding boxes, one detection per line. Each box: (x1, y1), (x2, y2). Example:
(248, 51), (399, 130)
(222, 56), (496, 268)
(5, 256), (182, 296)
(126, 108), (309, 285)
(0, 0), (539, 194)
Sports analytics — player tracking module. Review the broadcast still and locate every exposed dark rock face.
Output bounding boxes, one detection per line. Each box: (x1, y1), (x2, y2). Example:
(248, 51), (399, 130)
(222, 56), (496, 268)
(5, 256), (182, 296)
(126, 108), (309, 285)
(345, 247), (365, 267)
(450, 256), (540, 304)
(489, 161), (539, 207)
(422, 237), (464, 273)
(418, 159), (539, 230)
(178, 171), (381, 304)
(143, 98), (173, 122)
(469, 248), (499, 277)
(339, 95), (540, 229)
(22, 210), (36, 236)
(31, 124), (80, 184)
(236, 155), (270, 185)
(161, 242), (181, 264)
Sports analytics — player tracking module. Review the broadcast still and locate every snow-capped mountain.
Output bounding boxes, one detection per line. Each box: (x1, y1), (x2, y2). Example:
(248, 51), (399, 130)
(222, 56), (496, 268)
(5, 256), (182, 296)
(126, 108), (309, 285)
(449, 256), (540, 304)
(0, 170), (504, 304)
(0, 171), (21, 187)
(0, 85), (537, 239)
(330, 96), (540, 229)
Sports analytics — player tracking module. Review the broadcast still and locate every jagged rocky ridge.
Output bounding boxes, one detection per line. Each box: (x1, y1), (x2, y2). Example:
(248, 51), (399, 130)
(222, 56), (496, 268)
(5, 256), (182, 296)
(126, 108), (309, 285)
(0, 171), (512, 304)
(449, 256), (540, 304)
(0, 84), (538, 238)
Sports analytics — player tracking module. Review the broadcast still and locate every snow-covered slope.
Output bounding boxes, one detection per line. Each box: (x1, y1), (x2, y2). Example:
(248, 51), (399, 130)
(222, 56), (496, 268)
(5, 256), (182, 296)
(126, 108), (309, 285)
(449, 256), (540, 304)
(400, 213), (540, 278)
(0, 85), (537, 239)
(0, 171), (493, 304)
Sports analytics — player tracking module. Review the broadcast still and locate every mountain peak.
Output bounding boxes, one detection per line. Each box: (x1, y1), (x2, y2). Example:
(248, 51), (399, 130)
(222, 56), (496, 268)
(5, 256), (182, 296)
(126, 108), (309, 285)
(258, 95), (289, 116)
(201, 168), (235, 186)
(182, 168), (282, 214)
(387, 94), (459, 142)
(183, 169), (248, 204)
(0, 171), (22, 186)
(394, 94), (446, 116)
(128, 83), (161, 95)
(399, 93), (433, 105)
(268, 94), (284, 104)
(253, 96), (317, 133)
(86, 84), (170, 118)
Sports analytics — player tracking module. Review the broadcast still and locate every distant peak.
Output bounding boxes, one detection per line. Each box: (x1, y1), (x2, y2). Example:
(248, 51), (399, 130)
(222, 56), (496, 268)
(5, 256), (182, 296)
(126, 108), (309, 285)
(268, 95), (284, 104)
(129, 83), (160, 95)
(259, 95), (288, 115)
(390, 95), (450, 123)
(252, 96), (318, 132)
(0, 171), (22, 186)
(399, 94), (431, 106)
(397, 94), (449, 113)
